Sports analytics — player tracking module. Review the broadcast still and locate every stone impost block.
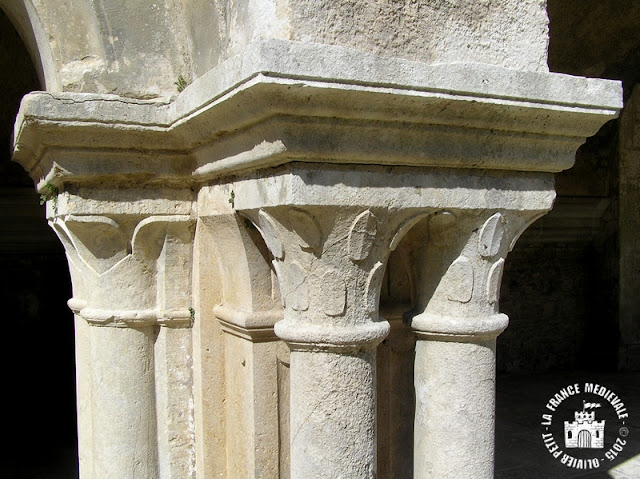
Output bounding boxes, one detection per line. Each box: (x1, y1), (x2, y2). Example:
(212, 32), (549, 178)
(12, 39), (621, 193)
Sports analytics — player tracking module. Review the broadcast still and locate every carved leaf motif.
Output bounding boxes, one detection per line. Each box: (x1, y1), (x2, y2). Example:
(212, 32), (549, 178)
(64, 216), (128, 274)
(258, 210), (284, 260)
(478, 212), (505, 258)
(348, 210), (377, 261)
(287, 261), (309, 311)
(319, 268), (346, 317)
(487, 258), (505, 305)
(445, 256), (474, 303)
(289, 208), (322, 250)
(364, 261), (386, 314)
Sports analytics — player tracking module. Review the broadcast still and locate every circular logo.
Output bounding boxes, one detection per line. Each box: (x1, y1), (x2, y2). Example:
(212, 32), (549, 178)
(541, 382), (629, 470)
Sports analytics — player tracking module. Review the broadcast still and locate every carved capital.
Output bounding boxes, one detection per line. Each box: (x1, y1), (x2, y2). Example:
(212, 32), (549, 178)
(411, 209), (545, 340)
(242, 205), (427, 351)
(52, 212), (195, 328)
(231, 163), (556, 347)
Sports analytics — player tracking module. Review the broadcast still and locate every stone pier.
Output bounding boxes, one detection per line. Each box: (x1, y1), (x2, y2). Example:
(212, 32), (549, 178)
(6, 1), (622, 478)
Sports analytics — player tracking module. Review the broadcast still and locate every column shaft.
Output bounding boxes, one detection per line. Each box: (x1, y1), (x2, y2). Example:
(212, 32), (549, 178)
(414, 336), (496, 479)
(240, 203), (398, 479)
(409, 211), (521, 479)
(74, 313), (93, 479)
(290, 348), (377, 479)
(90, 325), (159, 479)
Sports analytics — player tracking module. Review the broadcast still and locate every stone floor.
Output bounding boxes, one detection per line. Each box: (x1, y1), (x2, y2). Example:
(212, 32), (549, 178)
(5, 371), (638, 478)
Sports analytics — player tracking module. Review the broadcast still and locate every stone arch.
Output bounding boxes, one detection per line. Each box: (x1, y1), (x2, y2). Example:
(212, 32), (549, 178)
(0, 0), (196, 98)
(0, 0), (59, 91)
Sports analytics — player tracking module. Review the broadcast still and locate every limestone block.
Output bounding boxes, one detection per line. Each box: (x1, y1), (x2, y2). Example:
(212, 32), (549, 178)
(191, 0), (550, 73)
(286, 0), (550, 71)
(2, 0), (548, 99)
(218, 325), (289, 479)
(185, 211), (227, 479)
(1, 0), (192, 97)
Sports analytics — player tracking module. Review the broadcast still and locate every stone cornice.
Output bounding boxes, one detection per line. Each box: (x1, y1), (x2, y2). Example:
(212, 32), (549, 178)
(12, 39), (622, 191)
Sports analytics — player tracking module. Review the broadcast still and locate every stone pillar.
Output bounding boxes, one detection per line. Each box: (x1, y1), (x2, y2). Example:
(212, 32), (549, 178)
(244, 205), (392, 479)
(10, 28), (621, 478)
(48, 191), (195, 479)
(215, 306), (289, 479)
(197, 185), (289, 479)
(234, 170), (441, 479)
(410, 210), (542, 479)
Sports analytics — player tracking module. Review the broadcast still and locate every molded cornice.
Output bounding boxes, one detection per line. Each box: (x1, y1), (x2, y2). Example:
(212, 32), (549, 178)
(12, 38), (623, 191)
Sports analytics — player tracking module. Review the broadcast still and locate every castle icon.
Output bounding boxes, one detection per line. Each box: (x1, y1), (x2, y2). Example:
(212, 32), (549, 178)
(564, 401), (605, 449)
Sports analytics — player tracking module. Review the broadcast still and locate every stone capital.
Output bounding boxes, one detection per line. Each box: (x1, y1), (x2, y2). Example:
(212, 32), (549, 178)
(410, 208), (544, 341)
(242, 204), (397, 351)
(232, 163), (556, 350)
(50, 192), (195, 328)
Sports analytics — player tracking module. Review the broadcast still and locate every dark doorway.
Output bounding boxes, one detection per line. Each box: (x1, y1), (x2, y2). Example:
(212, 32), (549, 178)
(0, 7), (78, 479)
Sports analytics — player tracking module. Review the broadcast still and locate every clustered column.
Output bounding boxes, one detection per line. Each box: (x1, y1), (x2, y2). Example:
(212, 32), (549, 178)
(50, 201), (194, 479)
(233, 164), (558, 479)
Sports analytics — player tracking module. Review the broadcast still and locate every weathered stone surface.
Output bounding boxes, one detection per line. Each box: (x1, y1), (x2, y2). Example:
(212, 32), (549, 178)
(5, 3), (624, 478)
(1, 0), (549, 99)
(11, 38), (621, 190)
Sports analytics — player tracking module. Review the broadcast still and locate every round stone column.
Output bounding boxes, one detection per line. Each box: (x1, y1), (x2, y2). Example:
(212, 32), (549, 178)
(276, 322), (389, 479)
(51, 212), (194, 479)
(409, 211), (523, 479)
(412, 314), (508, 479)
(89, 323), (159, 479)
(244, 205), (402, 479)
